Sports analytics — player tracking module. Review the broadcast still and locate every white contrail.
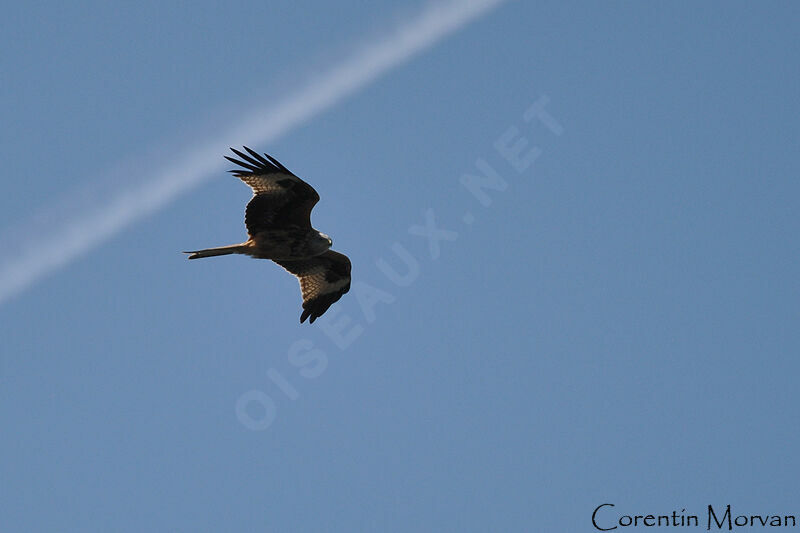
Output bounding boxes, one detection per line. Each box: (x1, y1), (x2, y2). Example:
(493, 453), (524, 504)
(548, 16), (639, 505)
(0, 0), (506, 306)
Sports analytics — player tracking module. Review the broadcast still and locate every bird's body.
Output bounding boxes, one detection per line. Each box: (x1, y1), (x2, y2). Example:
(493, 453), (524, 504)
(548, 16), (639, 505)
(187, 230), (330, 261)
(250, 228), (332, 260)
(185, 147), (351, 323)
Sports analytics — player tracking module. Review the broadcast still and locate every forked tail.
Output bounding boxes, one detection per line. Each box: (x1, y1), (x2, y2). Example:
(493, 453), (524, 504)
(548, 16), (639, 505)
(183, 244), (247, 260)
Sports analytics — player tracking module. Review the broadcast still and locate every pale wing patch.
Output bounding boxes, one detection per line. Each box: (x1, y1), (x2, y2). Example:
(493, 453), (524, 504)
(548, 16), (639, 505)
(238, 173), (303, 195)
(298, 268), (349, 300)
(274, 250), (352, 323)
(297, 266), (327, 299)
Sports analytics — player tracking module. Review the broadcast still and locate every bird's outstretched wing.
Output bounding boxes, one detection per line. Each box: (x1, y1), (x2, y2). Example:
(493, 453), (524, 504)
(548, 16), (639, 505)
(275, 250), (352, 323)
(225, 146), (320, 236)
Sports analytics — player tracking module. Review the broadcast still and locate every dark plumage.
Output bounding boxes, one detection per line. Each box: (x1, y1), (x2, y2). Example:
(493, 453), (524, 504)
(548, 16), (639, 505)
(184, 147), (351, 323)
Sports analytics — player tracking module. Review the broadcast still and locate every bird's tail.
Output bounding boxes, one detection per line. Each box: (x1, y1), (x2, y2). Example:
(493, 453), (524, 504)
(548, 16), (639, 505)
(183, 244), (247, 260)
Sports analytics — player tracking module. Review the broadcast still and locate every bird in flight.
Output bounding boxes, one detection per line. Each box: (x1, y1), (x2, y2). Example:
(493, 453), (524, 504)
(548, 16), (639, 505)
(185, 147), (351, 323)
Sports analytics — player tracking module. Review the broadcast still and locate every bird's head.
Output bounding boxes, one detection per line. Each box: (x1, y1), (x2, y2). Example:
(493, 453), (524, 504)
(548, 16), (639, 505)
(320, 233), (332, 247)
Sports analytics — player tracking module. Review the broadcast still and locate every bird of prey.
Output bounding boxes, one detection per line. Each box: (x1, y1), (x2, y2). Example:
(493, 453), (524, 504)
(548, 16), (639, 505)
(184, 147), (351, 324)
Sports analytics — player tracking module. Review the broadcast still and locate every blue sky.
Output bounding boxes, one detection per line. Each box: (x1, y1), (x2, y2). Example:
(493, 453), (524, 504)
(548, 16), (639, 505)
(1, 1), (799, 531)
